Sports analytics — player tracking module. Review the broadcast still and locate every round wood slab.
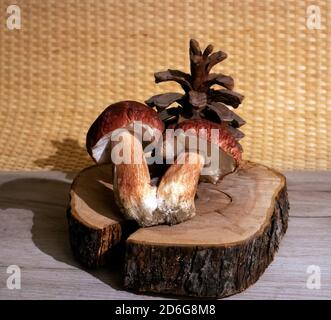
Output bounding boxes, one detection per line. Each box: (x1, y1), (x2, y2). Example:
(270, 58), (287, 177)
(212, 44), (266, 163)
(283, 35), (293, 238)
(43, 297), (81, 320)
(67, 161), (289, 297)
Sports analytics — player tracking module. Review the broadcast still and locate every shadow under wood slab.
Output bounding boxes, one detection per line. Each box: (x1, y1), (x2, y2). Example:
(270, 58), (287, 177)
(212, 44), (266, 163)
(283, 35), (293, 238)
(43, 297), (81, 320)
(67, 161), (289, 298)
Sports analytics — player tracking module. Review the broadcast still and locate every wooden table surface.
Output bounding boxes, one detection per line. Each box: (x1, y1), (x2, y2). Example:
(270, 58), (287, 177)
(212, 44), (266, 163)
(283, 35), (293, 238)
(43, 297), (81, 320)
(0, 170), (330, 300)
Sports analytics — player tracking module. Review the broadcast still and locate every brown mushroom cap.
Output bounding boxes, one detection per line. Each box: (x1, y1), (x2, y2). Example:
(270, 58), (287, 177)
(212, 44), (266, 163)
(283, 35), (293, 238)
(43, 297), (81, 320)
(162, 119), (242, 184)
(86, 101), (164, 163)
(175, 119), (242, 163)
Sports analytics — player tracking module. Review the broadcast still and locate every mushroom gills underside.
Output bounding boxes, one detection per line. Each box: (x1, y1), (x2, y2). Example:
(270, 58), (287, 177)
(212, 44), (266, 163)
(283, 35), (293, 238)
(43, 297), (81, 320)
(91, 122), (161, 164)
(199, 146), (236, 184)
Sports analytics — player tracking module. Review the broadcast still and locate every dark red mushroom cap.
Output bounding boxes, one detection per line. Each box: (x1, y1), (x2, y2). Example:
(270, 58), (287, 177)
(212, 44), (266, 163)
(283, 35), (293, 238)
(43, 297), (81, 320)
(175, 119), (242, 163)
(86, 101), (164, 163)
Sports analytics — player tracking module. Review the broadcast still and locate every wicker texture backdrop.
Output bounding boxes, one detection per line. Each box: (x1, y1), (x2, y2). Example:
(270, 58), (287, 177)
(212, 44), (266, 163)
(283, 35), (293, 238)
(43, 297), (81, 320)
(0, 0), (330, 171)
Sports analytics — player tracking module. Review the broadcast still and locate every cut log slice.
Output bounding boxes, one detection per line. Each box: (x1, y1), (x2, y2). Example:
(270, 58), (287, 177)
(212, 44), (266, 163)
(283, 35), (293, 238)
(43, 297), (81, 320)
(67, 165), (137, 268)
(67, 161), (289, 298)
(123, 161), (289, 297)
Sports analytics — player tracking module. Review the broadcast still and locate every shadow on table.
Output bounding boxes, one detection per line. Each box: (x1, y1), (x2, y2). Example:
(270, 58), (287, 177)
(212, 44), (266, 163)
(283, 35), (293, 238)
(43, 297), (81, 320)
(0, 177), (124, 291)
(0, 176), (198, 300)
(33, 138), (93, 180)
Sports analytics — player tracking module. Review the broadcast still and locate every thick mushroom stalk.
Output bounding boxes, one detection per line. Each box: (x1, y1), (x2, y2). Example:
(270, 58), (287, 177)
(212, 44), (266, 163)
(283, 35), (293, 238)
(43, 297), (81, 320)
(157, 152), (205, 225)
(112, 130), (158, 227)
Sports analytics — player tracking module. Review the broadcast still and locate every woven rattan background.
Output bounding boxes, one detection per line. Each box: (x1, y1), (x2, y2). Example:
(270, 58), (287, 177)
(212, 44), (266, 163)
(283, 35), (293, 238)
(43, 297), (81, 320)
(0, 0), (330, 171)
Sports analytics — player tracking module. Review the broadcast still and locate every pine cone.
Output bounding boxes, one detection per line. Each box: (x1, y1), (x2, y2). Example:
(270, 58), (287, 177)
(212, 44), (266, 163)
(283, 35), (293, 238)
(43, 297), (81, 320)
(145, 39), (245, 142)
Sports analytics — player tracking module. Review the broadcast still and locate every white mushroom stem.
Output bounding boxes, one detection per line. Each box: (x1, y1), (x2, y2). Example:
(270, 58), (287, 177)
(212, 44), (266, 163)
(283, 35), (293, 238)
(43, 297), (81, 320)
(112, 131), (158, 227)
(157, 152), (205, 225)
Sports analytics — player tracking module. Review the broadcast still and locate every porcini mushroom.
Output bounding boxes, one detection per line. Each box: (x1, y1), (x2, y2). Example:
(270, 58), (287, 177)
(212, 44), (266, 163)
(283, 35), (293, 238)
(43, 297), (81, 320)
(163, 119), (242, 184)
(86, 101), (164, 226)
(86, 101), (164, 164)
(86, 101), (205, 227)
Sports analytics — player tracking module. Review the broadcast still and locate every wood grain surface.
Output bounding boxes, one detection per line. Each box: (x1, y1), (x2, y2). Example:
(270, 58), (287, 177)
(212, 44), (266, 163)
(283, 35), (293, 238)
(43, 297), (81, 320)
(0, 170), (330, 300)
